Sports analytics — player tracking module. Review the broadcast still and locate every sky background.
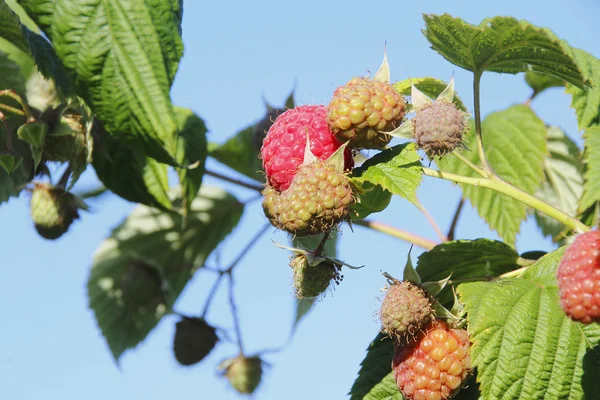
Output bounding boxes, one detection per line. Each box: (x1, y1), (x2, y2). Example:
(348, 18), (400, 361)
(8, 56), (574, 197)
(1, 0), (600, 399)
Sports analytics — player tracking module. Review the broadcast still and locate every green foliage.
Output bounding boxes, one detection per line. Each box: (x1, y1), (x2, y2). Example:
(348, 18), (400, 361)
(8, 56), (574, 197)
(88, 186), (243, 360)
(208, 125), (265, 182)
(438, 106), (547, 246)
(19, 0), (184, 164)
(351, 182), (393, 220)
(458, 248), (600, 399)
(524, 71), (565, 97)
(393, 77), (467, 111)
(350, 143), (422, 207)
(349, 333), (397, 400)
(422, 14), (587, 87)
(173, 107), (208, 216)
(579, 126), (600, 212)
(566, 49), (600, 131)
(533, 127), (583, 241)
(416, 238), (519, 304)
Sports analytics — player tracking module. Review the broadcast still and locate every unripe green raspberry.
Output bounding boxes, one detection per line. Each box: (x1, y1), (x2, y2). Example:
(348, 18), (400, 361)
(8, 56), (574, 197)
(43, 111), (87, 163)
(263, 160), (354, 236)
(30, 183), (80, 240)
(413, 101), (466, 157)
(290, 254), (342, 299)
(223, 355), (263, 394)
(380, 280), (435, 341)
(327, 78), (405, 149)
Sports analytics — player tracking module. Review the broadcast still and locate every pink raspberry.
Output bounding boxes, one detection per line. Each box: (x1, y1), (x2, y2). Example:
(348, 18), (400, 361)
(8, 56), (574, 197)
(260, 105), (353, 192)
(557, 230), (600, 323)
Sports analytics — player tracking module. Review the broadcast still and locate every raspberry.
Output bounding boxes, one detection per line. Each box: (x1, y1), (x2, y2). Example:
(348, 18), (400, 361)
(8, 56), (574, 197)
(173, 317), (219, 366)
(223, 355), (263, 394)
(393, 320), (471, 400)
(260, 105), (354, 192)
(43, 111), (88, 163)
(380, 281), (434, 341)
(290, 254), (342, 298)
(261, 160), (354, 236)
(557, 230), (600, 323)
(30, 183), (80, 240)
(327, 77), (405, 149)
(413, 101), (466, 157)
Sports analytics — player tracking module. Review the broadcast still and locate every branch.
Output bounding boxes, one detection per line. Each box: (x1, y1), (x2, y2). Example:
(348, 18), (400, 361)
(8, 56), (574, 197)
(422, 167), (589, 234)
(417, 198), (448, 242)
(447, 197), (465, 241)
(206, 169), (264, 192)
(472, 72), (492, 174)
(353, 219), (437, 250)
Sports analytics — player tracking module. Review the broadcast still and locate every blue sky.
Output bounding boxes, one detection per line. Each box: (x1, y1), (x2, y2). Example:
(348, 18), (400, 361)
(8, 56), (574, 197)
(1, 1), (599, 399)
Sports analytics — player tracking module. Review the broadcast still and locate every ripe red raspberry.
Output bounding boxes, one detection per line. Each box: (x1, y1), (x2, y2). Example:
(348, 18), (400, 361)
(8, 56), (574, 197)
(393, 320), (471, 400)
(557, 230), (600, 323)
(260, 105), (353, 192)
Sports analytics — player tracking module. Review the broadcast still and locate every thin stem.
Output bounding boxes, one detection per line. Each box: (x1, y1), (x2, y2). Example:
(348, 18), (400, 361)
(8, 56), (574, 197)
(447, 197), (465, 241)
(228, 273), (244, 355)
(0, 103), (25, 117)
(353, 219), (437, 250)
(206, 169), (264, 192)
(57, 165), (72, 188)
(313, 231), (330, 256)
(224, 223), (270, 273)
(417, 198), (448, 242)
(453, 152), (488, 178)
(0, 90), (33, 120)
(422, 167), (590, 234)
(201, 274), (224, 318)
(472, 73), (492, 174)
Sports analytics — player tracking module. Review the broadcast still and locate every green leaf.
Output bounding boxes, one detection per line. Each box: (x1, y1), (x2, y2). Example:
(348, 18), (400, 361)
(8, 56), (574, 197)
(438, 106), (547, 246)
(351, 143), (422, 207)
(579, 126), (600, 212)
(0, 50), (25, 94)
(458, 248), (600, 399)
(416, 239), (519, 304)
(0, 2), (31, 60)
(19, 0), (184, 164)
(173, 107), (208, 215)
(422, 14), (587, 88)
(349, 332), (399, 400)
(208, 125), (264, 182)
(393, 77), (468, 112)
(524, 71), (565, 96)
(566, 49), (600, 130)
(88, 186), (244, 361)
(92, 129), (172, 210)
(351, 182), (392, 220)
(533, 127), (583, 241)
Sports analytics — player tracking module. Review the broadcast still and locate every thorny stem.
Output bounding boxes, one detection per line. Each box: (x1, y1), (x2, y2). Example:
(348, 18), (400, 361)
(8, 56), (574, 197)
(421, 167), (590, 234)
(353, 219), (437, 250)
(447, 197), (465, 241)
(472, 73), (492, 174)
(417, 198), (448, 242)
(0, 90), (33, 121)
(0, 103), (25, 117)
(206, 169), (264, 192)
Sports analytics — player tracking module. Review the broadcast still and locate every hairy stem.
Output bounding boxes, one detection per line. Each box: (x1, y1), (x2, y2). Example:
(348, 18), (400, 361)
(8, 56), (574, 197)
(206, 169), (264, 192)
(353, 219), (437, 250)
(422, 167), (589, 234)
(453, 152), (488, 178)
(472, 73), (492, 174)
(0, 103), (25, 117)
(0, 90), (33, 121)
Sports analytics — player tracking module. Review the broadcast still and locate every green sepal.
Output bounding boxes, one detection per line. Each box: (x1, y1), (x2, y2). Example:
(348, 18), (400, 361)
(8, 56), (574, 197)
(0, 150), (23, 175)
(17, 121), (48, 148)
